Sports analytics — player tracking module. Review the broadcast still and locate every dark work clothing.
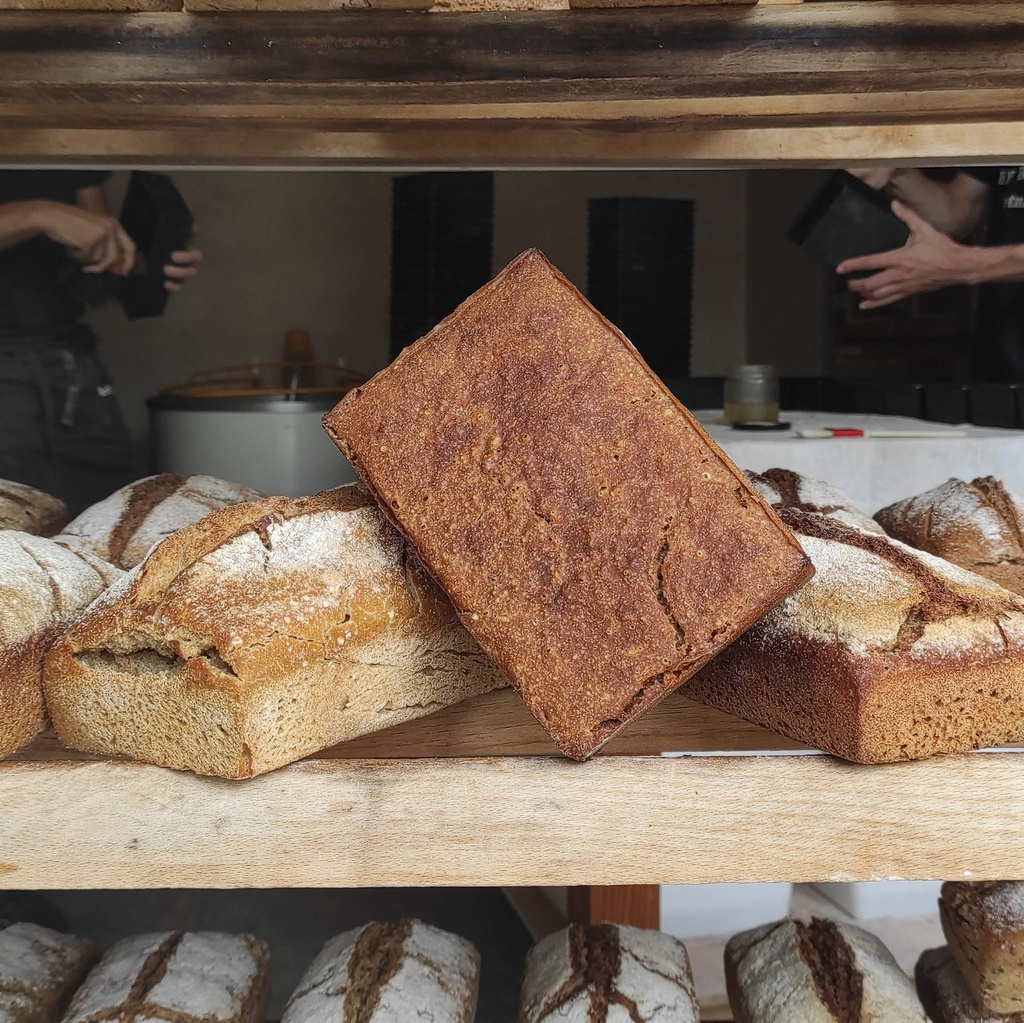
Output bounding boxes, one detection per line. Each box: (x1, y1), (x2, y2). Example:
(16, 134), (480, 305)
(0, 170), (141, 514)
(964, 166), (1024, 381)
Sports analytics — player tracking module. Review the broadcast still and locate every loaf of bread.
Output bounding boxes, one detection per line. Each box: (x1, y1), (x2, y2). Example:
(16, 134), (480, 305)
(725, 917), (927, 1023)
(0, 481), (67, 537)
(747, 467), (885, 534)
(324, 247), (812, 760)
(518, 923), (699, 1023)
(283, 920), (479, 1023)
(55, 473), (264, 570)
(688, 508), (1024, 762)
(939, 881), (1024, 1014)
(875, 477), (1024, 596)
(0, 921), (97, 1023)
(0, 533), (122, 759)
(915, 945), (1022, 1023)
(60, 932), (269, 1023)
(44, 485), (508, 778)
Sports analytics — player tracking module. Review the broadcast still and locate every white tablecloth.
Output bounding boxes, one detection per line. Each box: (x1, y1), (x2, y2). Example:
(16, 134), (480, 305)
(693, 410), (1024, 514)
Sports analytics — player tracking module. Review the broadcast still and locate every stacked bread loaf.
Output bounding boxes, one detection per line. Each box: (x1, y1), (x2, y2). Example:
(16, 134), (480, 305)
(0, 480), (67, 537)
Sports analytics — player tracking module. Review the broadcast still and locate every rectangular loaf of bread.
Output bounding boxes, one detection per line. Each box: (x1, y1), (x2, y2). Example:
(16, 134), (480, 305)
(44, 486), (508, 778)
(324, 247), (812, 759)
(688, 508), (1024, 762)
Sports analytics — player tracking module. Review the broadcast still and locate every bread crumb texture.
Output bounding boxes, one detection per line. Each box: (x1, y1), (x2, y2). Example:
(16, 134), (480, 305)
(43, 486), (507, 778)
(324, 248), (811, 759)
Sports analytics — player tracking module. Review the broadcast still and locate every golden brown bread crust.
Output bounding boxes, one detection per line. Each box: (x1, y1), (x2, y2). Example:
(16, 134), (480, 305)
(324, 248), (812, 760)
(688, 511), (1024, 763)
(0, 480), (67, 537)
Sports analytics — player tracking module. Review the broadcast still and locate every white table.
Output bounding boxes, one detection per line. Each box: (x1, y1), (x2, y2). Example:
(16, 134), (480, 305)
(694, 409), (1024, 515)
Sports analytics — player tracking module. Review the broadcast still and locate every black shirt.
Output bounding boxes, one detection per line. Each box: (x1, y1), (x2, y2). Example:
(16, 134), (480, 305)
(0, 170), (111, 336)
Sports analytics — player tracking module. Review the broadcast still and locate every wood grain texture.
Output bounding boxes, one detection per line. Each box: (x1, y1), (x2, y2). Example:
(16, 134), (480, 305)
(0, 5), (1022, 163)
(0, 751), (1022, 888)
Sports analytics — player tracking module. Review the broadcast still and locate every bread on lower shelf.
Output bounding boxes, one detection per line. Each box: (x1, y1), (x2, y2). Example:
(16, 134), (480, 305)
(0, 921), (97, 1023)
(915, 945), (1023, 1023)
(725, 917), (927, 1023)
(282, 920), (480, 1023)
(0, 480), (67, 537)
(687, 509), (1024, 763)
(43, 485), (508, 778)
(518, 923), (700, 1023)
(60, 932), (269, 1023)
(875, 477), (1024, 597)
(940, 881), (1024, 1014)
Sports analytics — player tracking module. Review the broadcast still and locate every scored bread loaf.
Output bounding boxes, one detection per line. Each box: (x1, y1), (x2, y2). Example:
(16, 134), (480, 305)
(60, 932), (269, 1023)
(0, 921), (97, 1023)
(915, 946), (1022, 1023)
(44, 485), (508, 778)
(688, 508), (1024, 762)
(0, 533), (122, 759)
(282, 920), (479, 1023)
(0, 481), (67, 537)
(54, 473), (264, 570)
(324, 247), (812, 760)
(746, 467), (885, 534)
(939, 881), (1024, 1014)
(875, 477), (1024, 596)
(725, 917), (927, 1023)
(518, 923), (700, 1023)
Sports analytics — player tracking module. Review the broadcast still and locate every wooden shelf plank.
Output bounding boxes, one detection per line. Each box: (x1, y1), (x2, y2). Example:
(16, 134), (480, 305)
(1, 750), (1022, 889)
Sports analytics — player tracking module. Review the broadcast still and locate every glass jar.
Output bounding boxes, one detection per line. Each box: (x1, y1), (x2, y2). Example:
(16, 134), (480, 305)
(723, 364), (779, 426)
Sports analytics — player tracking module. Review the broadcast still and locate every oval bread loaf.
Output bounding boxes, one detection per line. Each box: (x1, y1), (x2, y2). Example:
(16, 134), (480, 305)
(0, 480), (68, 537)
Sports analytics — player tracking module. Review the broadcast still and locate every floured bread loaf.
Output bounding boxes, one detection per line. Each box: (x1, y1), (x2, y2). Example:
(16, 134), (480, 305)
(876, 477), (1024, 596)
(688, 509), (1024, 762)
(940, 881), (1024, 1014)
(282, 920), (479, 1023)
(0, 481), (67, 537)
(44, 485), (507, 778)
(915, 946), (1020, 1023)
(726, 918), (927, 1023)
(55, 473), (264, 570)
(324, 247), (812, 760)
(0, 921), (97, 1023)
(746, 467), (884, 534)
(0, 533), (122, 759)
(60, 932), (269, 1023)
(518, 923), (699, 1023)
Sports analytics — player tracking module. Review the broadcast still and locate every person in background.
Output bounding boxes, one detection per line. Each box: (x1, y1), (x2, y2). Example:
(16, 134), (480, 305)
(0, 170), (201, 514)
(838, 167), (1024, 381)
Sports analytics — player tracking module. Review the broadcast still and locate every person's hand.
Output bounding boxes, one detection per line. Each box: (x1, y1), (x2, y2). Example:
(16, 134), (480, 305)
(837, 201), (982, 310)
(162, 229), (202, 293)
(32, 201), (137, 275)
(847, 167), (896, 191)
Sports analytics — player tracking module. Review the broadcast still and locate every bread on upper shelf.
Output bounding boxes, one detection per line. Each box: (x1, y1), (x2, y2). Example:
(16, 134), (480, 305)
(324, 247), (812, 761)
(0, 921), (97, 1023)
(60, 932), (269, 1023)
(44, 485), (508, 778)
(940, 881), (1024, 1015)
(725, 917), (927, 1023)
(915, 945), (1022, 1023)
(54, 473), (264, 570)
(0, 533), (122, 760)
(687, 509), (1024, 763)
(518, 923), (699, 1023)
(0, 480), (67, 537)
(875, 476), (1024, 596)
(282, 920), (479, 1023)
(746, 467), (885, 534)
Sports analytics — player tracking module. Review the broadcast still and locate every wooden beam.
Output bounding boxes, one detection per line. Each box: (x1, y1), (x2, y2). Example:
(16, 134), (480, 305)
(568, 886), (661, 929)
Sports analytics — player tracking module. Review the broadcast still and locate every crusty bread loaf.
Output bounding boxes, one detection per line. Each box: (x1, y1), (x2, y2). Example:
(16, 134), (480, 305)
(915, 945), (1021, 1023)
(324, 247), (812, 760)
(747, 467), (885, 534)
(725, 917), (927, 1023)
(0, 481), (67, 537)
(0, 533), (122, 759)
(688, 509), (1024, 762)
(518, 923), (699, 1023)
(283, 920), (479, 1023)
(60, 932), (269, 1023)
(875, 476), (1024, 596)
(44, 485), (508, 778)
(0, 921), (97, 1023)
(54, 473), (264, 570)
(939, 881), (1024, 1014)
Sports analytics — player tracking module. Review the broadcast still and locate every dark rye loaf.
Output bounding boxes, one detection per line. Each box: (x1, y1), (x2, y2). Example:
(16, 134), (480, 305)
(324, 247), (812, 760)
(915, 946), (1023, 1023)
